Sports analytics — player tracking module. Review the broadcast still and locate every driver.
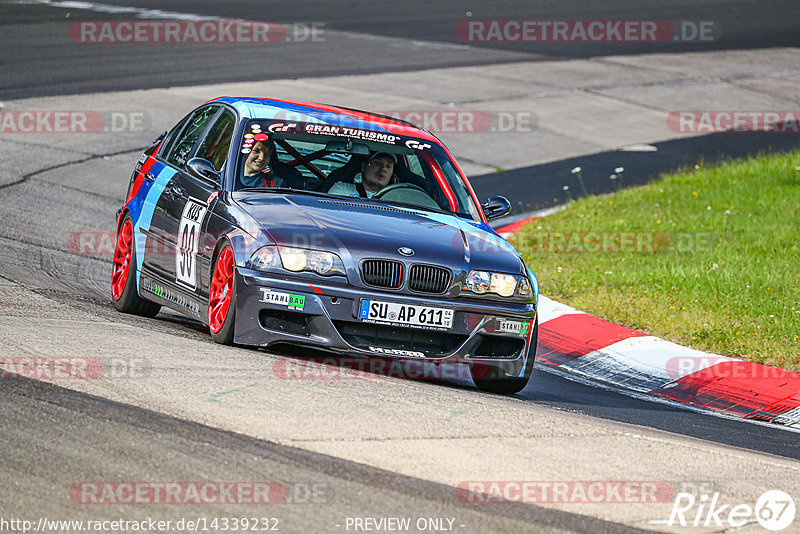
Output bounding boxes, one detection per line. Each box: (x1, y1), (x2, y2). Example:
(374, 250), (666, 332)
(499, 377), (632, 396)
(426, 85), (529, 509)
(328, 152), (396, 198)
(240, 136), (286, 188)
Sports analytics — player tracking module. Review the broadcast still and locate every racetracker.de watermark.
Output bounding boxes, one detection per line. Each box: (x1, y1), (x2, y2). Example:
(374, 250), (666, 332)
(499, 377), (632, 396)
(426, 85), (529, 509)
(0, 110), (149, 133)
(505, 231), (715, 254)
(664, 357), (800, 381)
(457, 20), (719, 42)
(262, 109), (537, 134)
(0, 357), (150, 380)
(69, 482), (286, 505)
(69, 230), (286, 256)
(273, 357), (471, 381)
(377, 110), (537, 134)
(68, 20), (324, 43)
(667, 111), (800, 134)
(72, 229), (717, 257)
(456, 481), (674, 504)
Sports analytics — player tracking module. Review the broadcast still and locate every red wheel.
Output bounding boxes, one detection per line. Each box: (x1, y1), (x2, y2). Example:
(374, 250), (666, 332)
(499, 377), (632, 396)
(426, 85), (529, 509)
(209, 244), (236, 343)
(111, 218), (133, 300)
(111, 214), (160, 317)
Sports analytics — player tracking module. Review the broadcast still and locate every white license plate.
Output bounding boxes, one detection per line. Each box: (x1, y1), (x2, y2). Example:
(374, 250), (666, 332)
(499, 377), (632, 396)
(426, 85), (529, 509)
(359, 300), (453, 329)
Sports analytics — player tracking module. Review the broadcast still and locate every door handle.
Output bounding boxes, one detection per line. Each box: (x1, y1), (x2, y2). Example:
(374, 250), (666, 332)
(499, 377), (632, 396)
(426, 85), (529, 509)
(167, 184), (185, 199)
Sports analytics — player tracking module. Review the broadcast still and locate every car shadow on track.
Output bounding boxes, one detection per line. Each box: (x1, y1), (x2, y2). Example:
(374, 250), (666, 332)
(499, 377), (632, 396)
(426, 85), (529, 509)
(264, 344), (477, 389)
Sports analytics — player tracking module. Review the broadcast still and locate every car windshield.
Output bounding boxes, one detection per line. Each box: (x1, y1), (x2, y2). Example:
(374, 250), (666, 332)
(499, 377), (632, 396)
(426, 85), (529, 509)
(234, 119), (482, 221)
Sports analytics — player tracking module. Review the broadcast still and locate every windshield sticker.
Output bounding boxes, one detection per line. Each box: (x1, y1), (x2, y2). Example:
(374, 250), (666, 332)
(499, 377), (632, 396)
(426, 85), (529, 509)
(259, 120), (400, 144)
(405, 139), (432, 150)
(304, 124), (400, 144)
(268, 122), (297, 133)
(242, 131), (272, 152)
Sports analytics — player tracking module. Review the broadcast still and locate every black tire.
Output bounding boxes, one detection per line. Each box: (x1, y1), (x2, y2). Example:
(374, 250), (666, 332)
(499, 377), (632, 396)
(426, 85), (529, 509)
(209, 242), (236, 345)
(471, 316), (538, 394)
(111, 214), (161, 317)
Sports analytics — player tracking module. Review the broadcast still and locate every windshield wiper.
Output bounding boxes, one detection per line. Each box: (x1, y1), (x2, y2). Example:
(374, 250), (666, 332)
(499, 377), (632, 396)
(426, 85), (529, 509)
(373, 197), (472, 219)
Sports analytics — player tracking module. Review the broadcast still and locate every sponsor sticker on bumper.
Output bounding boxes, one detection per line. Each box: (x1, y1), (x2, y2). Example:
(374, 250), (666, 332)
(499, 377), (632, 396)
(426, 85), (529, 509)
(359, 299), (453, 330)
(260, 288), (305, 309)
(368, 346), (426, 358)
(498, 319), (530, 336)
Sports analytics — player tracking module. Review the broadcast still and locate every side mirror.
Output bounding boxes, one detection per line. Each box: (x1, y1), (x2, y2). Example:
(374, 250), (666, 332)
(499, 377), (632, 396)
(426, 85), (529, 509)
(187, 157), (221, 181)
(152, 130), (167, 145)
(482, 196), (512, 220)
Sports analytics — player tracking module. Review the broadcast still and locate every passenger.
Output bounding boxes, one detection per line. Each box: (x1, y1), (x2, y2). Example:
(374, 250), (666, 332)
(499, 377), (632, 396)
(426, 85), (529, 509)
(327, 152), (396, 198)
(240, 138), (286, 188)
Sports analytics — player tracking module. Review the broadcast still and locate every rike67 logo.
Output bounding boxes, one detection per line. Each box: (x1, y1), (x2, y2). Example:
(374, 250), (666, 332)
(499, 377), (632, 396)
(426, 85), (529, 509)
(663, 490), (795, 531)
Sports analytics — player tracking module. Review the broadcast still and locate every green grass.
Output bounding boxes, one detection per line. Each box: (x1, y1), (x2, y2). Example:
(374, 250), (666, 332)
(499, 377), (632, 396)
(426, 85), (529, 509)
(509, 151), (800, 371)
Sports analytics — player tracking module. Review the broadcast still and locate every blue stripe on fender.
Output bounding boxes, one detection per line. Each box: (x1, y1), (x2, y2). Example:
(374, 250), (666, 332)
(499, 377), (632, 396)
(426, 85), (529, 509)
(126, 160), (167, 223)
(130, 164), (177, 289)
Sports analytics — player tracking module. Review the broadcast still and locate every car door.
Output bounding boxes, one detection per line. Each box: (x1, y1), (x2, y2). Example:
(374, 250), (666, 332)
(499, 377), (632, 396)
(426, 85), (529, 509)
(172, 107), (236, 302)
(143, 104), (220, 287)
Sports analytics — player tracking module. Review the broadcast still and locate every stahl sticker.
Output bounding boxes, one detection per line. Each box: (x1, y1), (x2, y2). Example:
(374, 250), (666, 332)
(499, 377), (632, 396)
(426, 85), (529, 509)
(260, 288), (305, 309)
(498, 319), (529, 335)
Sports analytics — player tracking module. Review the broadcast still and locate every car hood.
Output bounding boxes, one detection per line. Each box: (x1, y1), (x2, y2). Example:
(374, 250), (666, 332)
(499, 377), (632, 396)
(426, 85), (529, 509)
(232, 192), (524, 275)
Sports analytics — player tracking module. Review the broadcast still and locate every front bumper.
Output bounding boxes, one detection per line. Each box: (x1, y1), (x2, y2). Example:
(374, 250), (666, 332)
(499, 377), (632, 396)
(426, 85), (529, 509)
(233, 268), (537, 376)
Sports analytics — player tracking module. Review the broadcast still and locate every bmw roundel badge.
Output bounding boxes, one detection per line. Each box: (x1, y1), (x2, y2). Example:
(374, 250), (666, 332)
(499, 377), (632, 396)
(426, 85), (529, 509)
(398, 247), (414, 256)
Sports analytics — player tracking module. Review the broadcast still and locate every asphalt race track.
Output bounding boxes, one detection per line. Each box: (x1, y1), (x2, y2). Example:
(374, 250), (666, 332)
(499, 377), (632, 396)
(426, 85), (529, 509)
(1, 1), (800, 532)
(2, 0), (800, 99)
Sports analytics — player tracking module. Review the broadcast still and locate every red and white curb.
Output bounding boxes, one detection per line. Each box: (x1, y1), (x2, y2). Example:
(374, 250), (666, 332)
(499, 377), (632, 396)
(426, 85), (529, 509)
(496, 218), (800, 429)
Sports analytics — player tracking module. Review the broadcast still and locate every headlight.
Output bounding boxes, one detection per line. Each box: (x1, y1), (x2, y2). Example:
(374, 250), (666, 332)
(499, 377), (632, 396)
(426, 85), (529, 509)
(490, 273), (517, 297)
(248, 246), (281, 270)
(279, 247), (346, 276)
(307, 250), (335, 275)
(465, 270), (531, 298)
(466, 270), (491, 294)
(280, 247), (308, 272)
(248, 246), (345, 276)
(517, 277), (532, 297)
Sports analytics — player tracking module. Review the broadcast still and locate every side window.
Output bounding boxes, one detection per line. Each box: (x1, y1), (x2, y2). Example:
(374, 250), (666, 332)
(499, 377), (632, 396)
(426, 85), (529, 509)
(158, 113), (192, 159)
(434, 155), (481, 220)
(165, 106), (218, 168)
(196, 110), (235, 172)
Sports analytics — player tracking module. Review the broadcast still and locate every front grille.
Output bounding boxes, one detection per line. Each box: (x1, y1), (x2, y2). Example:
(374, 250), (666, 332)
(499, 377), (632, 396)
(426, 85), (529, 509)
(334, 321), (468, 357)
(361, 259), (403, 289)
(409, 264), (451, 294)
